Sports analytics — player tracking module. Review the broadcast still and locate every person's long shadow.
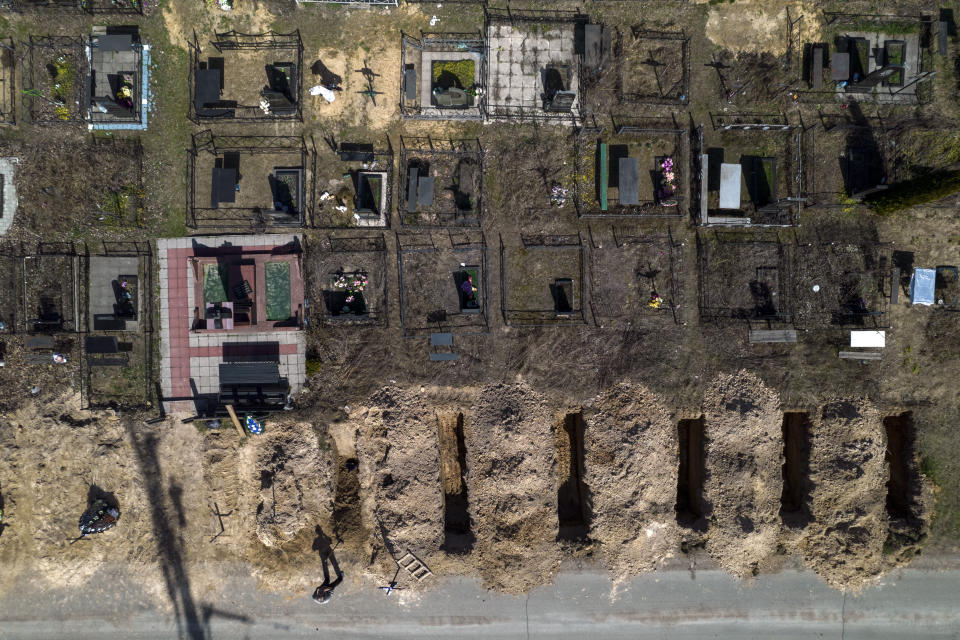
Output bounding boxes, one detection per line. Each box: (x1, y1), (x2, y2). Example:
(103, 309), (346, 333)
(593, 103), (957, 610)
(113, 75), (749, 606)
(312, 525), (341, 583)
(124, 426), (205, 640)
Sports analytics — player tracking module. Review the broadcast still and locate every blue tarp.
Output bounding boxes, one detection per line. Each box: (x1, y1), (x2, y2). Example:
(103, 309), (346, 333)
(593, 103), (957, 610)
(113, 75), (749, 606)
(910, 268), (936, 305)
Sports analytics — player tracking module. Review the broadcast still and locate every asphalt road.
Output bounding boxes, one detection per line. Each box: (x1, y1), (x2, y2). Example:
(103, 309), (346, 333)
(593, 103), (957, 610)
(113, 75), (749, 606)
(1, 562), (959, 639)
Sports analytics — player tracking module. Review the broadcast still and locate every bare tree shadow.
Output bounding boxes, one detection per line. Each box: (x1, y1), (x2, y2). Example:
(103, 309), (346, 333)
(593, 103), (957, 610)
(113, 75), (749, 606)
(124, 427), (205, 640)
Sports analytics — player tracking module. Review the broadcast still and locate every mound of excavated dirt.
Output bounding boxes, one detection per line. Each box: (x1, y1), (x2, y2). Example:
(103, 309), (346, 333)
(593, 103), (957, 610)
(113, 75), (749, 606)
(585, 383), (678, 581)
(466, 382), (561, 593)
(356, 387), (444, 563)
(800, 399), (888, 591)
(0, 394), (157, 593)
(242, 421), (334, 549)
(202, 430), (248, 551)
(703, 371), (783, 577)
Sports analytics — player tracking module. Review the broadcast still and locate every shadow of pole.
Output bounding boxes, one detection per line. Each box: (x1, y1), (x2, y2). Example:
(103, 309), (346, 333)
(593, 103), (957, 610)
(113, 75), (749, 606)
(124, 423), (206, 640)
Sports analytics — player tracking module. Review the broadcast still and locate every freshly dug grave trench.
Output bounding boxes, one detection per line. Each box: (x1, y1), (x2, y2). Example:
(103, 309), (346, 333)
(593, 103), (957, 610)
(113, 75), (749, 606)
(780, 412), (812, 527)
(584, 383), (678, 580)
(437, 411), (474, 552)
(555, 412), (589, 541)
(884, 413), (911, 520)
(357, 387), (444, 563)
(676, 416), (706, 527)
(881, 412), (933, 563)
(702, 371), (783, 578)
(333, 453), (364, 552)
(244, 421), (335, 549)
(239, 420), (337, 594)
(466, 382), (560, 593)
(800, 399), (888, 591)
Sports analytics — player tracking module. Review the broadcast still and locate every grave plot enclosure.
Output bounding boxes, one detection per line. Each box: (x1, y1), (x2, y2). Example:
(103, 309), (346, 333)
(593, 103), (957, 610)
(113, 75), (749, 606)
(400, 137), (483, 227)
(21, 250), (79, 333)
(190, 31), (303, 122)
(804, 119), (888, 204)
(189, 131), (312, 232)
(804, 12), (933, 105)
(582, 27), (689, 112)
(697, 119), (802, 226)
(79, 245), (153, 409)
(400, 32), (485, 120)
(575, 118), (686, 217)
(485, 8), (584, 122)
(501, 234), (586, 326)
(10, 136), (144, 235)
(314, 141), (393, 228)
(588, 227), (683, 327)
(794, 227), (890, 329)
(398, 231), (488, 337)
(697, 232), (793, 324)
(23, 35), (88, 123)
(87, 27), (146, 126)
(305, 234), (388, 326)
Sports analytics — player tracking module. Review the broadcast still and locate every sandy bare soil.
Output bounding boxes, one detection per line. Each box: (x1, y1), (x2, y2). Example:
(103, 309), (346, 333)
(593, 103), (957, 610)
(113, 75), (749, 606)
(702, 371), (784, 577)
(585, 383), (679, 582)
(356, 387), (444, 573)
(0, 381), (939, 603)
(466, 382), (561, 593)
(798, 400), (889, 590)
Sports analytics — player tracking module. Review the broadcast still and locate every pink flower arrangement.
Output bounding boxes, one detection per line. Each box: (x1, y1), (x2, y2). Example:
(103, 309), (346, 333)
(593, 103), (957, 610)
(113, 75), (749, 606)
(658, 156), (677, 206)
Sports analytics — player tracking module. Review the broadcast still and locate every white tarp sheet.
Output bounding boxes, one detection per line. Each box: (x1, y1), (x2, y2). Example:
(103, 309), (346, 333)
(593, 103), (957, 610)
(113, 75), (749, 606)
(910, 268), (936, 305)
(850, 330), (886, 348)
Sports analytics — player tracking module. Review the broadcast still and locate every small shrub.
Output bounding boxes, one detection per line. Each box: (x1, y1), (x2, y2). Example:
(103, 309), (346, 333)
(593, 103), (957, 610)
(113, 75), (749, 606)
(432, 59), (476, 89)
(306, 358), (322, 377)
(919, 455), (939, 483)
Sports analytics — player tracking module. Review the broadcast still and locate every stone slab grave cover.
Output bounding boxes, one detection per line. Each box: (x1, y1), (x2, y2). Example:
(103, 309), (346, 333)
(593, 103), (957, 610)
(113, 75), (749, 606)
(618, 157), (640, 205)
(831, 52), (850, 81)
(719, 163), (743, 210)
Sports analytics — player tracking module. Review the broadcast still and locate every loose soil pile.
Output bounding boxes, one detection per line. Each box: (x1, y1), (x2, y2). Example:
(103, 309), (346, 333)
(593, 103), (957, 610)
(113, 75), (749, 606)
(241, 420), (334, 549)
(356, 387), (444, 565)
(0, 394), (158, 594)
(466, 382), (561, 593)
(798, 399), (888, 591)
(702, 371), (783, 577)
(585, 383), (678, 582)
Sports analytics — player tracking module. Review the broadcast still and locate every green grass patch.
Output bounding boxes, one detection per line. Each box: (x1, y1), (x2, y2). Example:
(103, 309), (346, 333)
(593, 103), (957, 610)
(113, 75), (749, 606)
(100, 185), (145, 228)
(265, 261), (291, 321)
(865, 170), (960, 215)
(204, 264), (229, 304)
(432, 59), (476, 90)
(50, 54), (75, 103)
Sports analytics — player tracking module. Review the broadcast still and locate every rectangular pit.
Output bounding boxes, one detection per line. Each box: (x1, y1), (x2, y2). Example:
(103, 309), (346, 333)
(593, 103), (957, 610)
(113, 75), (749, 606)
(676, 417), (705, 525)
(556, 412), (590, 540)
(884, 412), (914, 520)
(438, 411), (473, 552)
(333, 454), (362, 547)
(780, 412), (812, 526)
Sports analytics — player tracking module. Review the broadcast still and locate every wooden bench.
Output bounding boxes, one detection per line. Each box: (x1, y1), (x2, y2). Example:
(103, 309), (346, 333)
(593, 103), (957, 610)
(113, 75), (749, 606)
(811, 45), (824, 89)
(749, 329), (797, 344)
(89, 358), (128, 367)
(839, 351), (882, 361)
(26, 336), (55, 350)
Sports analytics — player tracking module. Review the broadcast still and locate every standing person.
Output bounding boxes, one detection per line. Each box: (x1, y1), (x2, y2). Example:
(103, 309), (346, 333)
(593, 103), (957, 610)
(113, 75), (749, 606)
(312, 525), (344, 604)
(312, 570), (343, 604)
